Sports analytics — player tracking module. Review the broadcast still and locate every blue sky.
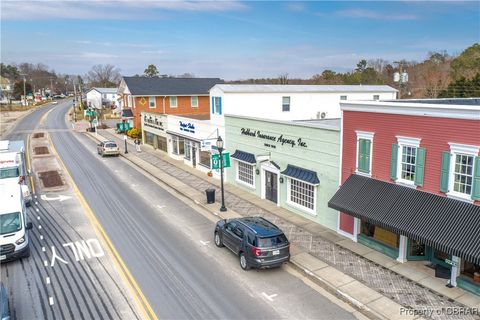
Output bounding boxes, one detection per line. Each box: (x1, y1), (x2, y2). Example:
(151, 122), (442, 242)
(1, 1), (478, 80)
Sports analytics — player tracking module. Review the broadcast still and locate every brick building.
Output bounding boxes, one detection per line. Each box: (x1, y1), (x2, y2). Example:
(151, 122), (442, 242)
(329, 98), (480, 295)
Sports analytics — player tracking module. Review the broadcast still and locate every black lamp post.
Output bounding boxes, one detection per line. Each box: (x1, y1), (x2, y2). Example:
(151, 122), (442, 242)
(216, 136), (227, 212)
(123, 119), (128, 154)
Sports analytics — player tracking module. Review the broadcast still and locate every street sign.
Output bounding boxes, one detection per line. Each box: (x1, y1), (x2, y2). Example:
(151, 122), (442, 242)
(445, 259), (458, 267)
(211, 152), (230, 169)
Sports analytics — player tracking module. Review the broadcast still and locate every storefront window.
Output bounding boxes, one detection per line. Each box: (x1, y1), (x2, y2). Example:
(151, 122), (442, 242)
(184, 141), (191, 160)
(461, 260), (480, 283)
(289, 178), (315, 211)
(199, 150), (211, 168)
(237, 161), (254, 186)
(361, 221), (399, 249)
(409, 239), (426, 257)
(157, 136), (167, 152)
(145, 132), (155, 146)
(172, 136), (185, 155)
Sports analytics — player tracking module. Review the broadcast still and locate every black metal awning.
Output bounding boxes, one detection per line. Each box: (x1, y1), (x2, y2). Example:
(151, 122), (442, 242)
(121, 109), (134, 118)
(231, 150), (256, 164)
(281, 165), (320, 185)
(328, 174), (480, 265)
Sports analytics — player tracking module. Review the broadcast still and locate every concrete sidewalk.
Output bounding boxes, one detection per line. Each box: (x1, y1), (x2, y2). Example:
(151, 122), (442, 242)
(81, 124), (479, 320)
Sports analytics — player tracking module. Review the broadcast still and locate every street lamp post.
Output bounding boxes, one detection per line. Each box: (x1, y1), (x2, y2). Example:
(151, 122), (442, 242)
(216, 136), (227, 212)
(123, 119), (128, 154)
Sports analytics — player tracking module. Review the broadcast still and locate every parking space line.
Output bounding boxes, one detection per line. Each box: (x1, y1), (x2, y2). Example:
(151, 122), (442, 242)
(46, 277), (50, 284)
(262, 292), (278, 302)
(38, 225), (42, 230)
(40, 235), (44, 240)
(49, 297), (54, 305)
(42, 247), (46, 252)
(44, 260), (48, 267)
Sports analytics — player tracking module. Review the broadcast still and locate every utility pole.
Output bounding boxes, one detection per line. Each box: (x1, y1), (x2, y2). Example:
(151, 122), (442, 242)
(20, 74), (27, 106)
(50, 77), (54, 98)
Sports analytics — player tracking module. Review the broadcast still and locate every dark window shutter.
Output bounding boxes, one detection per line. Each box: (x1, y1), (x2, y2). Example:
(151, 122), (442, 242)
(211, 97), (214, 113)
(357, 139), (364, 172)
(390, 144), (398, 180)
(440, 151), (451, 193)
(414, 147), (426, 187)
(218, 97), (222, 115)
(471, 156), (480, 200)
(364, 139), (371, 173)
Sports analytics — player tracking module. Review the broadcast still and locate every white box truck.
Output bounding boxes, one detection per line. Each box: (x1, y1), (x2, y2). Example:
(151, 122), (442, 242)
(0, 182), (32, 262)
(0, 140), (32, 205)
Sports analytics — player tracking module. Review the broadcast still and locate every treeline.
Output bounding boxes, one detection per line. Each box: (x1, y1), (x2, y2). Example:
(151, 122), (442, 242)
(231, 43), (480, 99)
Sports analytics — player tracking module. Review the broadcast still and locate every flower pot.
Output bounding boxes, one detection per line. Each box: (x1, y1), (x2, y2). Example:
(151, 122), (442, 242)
(207, 171), (213, 177)
(474, 272), (480, 283)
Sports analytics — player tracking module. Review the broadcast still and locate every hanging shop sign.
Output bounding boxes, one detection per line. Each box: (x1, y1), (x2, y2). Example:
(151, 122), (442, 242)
(200, 139), (217, 151)
(179, 121), (195, 134)
(240, 128), (307, 149)
(211, 153), (231, 169)
(144, 115), (165, 131)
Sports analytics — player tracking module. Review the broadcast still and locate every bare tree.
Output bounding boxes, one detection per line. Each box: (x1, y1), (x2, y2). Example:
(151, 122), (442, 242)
(86, 64), (121, 87)
(278, 73), (289, 84)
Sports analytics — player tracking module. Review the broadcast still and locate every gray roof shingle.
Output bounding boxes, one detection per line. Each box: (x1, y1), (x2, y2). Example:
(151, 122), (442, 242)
(123, 77), (224, 96)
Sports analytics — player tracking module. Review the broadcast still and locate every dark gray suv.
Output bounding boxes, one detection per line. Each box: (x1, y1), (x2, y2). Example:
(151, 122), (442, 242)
(214, 217), (290, 270)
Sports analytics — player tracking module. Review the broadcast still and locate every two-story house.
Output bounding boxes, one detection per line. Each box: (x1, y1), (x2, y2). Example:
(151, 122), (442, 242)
(86, 87), (118, 109)
(329, 98), (480, 295)
(117, 77), (224, 129)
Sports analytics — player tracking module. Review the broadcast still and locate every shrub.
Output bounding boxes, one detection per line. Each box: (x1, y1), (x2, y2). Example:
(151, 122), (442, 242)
(127, 128), (140, 139)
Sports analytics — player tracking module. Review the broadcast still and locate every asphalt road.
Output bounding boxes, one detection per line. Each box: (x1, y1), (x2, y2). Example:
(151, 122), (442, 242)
(41, 102), (358, 319)
(1, 101), (141, 320)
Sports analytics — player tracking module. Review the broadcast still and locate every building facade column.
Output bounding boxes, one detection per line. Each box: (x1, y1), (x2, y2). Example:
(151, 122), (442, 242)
(352, 218), (360, 242)
(397, 235), (408, 263)
(449, 256), (461, 287)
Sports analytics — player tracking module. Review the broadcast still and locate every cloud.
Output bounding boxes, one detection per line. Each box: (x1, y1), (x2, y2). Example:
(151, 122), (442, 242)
(59, 52), (119, 59)
(140, 50), (164, 54)
(336, 9), (418, 21)
(1, 0), (248, 20)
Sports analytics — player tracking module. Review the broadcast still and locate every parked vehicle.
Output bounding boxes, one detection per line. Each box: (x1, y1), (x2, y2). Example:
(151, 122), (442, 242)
(214, 217), (290, 270)
(0, 182), (33, 263)
(0, 282), (9, 320)
(0, 140), (32, 206)
(97, 141), (120, 157)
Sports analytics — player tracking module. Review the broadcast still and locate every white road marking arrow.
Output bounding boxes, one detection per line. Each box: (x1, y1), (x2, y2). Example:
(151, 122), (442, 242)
(156, 205), (166, 209)
(40, 194), (71, 202)
(200, 241), (210, 246)
(262, 292), (278, 302)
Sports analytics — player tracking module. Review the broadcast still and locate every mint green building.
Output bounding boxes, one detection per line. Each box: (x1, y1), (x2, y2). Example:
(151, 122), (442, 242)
(225, 115), (341, 230)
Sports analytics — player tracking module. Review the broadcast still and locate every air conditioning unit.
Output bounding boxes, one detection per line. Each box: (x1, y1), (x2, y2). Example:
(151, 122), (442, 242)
(316, 111), (327, 119)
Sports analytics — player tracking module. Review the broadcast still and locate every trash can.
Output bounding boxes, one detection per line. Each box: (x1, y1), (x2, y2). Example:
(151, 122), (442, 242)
(206, 188), (216, 204)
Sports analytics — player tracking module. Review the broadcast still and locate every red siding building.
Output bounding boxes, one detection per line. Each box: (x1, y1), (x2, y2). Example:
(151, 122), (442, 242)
(329, 98), (480, 295)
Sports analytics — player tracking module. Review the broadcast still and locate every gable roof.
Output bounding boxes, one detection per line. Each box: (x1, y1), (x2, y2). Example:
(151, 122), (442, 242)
(123, 77), (224, 96)
(87, 87), (117, 95)
(212, 84), (397, 93)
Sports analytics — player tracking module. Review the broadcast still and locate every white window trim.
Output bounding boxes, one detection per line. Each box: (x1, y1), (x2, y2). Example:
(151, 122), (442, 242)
(355, 131), (374, 177)
(170, 96), (178, 108)
(149, 97), (156, 109)
(395, 136), (421, 187)
(235, 160), (256, 189)
(286, 177), (317, 216)
(191, 96), (198, 108)
(447, 143), (479, 202)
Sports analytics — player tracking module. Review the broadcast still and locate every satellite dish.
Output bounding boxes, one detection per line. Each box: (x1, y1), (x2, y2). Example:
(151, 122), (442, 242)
(321, 112), (327, 119)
